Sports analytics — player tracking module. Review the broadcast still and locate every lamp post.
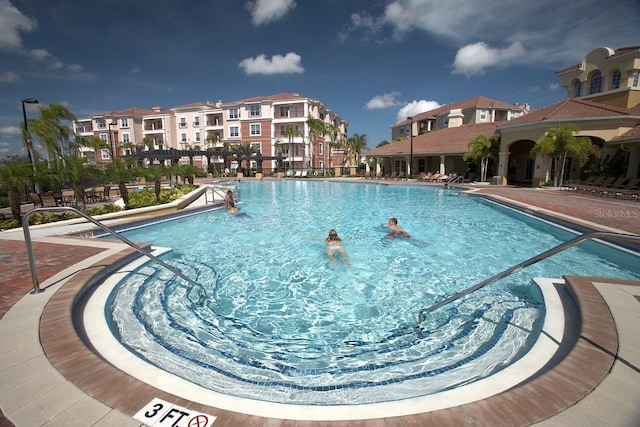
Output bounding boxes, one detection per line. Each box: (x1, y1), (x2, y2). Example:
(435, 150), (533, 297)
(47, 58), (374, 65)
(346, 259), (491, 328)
(21, 98), (39, 192)
(108, 121), (117, 161)
(407, 116), (414, 179)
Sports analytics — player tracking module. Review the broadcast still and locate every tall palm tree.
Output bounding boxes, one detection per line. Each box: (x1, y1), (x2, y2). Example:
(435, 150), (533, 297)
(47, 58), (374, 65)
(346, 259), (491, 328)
(0, 157), (33, 223)
(463, 134), (500, 183)
(28, 104), (77, 168)
(345, 133), (367, 168)
(142, 164), (166, 202)
(234, 142), (259, 175)
(530, 125), (599, 187)
(307, 118), (328, 171)
(282, 125), (302, 171)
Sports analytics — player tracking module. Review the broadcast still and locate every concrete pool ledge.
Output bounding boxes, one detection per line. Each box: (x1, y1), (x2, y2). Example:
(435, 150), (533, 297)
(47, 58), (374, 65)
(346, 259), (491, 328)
(2, 237), (636, 425)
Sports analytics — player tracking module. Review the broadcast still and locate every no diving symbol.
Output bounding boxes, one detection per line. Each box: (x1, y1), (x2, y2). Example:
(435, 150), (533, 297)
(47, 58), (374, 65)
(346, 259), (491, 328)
(189, 415), (208, 427)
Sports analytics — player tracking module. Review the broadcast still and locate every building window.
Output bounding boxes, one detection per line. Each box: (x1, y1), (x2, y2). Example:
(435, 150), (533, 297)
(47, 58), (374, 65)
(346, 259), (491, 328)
(633, 72), (640, 87)
(122, 134), (130, 143)
(195, 132), (200, 142)
(121, 118), (129, 128)
(101, 149), (110, 160)
(179, 118), (187, 128)
(610, 70), (621, 90)
(589, 71), (602, 94)
(480, 109), (487, 120)
(250, 124), (261, 136)
(193, 117), (200, 127)
(319, 143), (323, 155)
(280, 106), (290, 117)
(100, 134), (107, 142)
(228, 108), (239, 119)
(181, 133), (187, 142)
(249, 105), (261, 117)
(572, 80), (582, 98)
(229, 126), (239, 137)
(97, 118), (106, 128)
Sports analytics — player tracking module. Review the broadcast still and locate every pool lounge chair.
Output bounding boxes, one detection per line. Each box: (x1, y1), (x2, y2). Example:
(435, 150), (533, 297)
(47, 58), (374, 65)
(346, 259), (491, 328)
(595, 177), (628, 197)
(614, 178), (640, 200)
(301, 170), (308, 178)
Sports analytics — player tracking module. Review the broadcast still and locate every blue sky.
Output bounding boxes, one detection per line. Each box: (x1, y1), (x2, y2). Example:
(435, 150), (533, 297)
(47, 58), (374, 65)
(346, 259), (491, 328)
(1, 0), (639, 159)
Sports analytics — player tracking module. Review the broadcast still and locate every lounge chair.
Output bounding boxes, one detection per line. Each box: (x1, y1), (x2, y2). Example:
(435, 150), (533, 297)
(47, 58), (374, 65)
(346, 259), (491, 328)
(39, 192), (59, 207)
(294, 170), (302, 177)
(614, 178), (640, 200)
(574, 176), (605, 192)
(584, 177), (618, 195)
(388, 171), (398, 180)
(60, 189), (76, 206)
(301, 170), (308, 178)
(595, 178), (628, 197)
(396, 171), (405, 180)
(285, 170), (293, 177)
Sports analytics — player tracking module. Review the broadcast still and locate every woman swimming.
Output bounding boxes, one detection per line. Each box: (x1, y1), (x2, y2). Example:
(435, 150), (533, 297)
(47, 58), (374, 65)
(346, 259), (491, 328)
(325, 229), (351, 266)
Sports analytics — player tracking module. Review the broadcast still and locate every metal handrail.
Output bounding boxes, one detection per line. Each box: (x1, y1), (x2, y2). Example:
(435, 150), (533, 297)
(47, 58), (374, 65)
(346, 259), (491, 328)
(417, 231), (640, 325)
(22, 206), (200, 294)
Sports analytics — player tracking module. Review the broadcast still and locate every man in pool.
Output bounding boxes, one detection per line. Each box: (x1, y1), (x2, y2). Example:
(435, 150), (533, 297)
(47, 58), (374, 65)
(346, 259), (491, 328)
(381, 217), (411, 239)
(325, 229), (351, 266)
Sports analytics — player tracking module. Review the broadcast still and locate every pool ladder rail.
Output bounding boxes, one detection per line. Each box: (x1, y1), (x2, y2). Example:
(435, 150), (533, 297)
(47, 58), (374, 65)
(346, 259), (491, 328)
(416, 231), (640, 326)
(22, 206), (202, 294)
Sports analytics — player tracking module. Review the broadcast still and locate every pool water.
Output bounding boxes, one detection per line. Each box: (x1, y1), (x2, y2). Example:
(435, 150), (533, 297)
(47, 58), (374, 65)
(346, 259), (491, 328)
(104, 181), (640, 405)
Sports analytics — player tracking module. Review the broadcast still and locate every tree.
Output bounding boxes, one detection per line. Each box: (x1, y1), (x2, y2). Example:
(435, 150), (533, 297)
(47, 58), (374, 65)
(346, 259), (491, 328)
(142, 164), (166, 202)
(0, 157), (33, 223)
(105, 158), (136, 209)
(53, 155), (101, 210)
(531, 125), (599, 187)
(463, 134), (500, 182)
(345, 133), (367, 168)
(234, 142), (259, 175)
(28, 104), (77, 167)
(307, 118), (328, 170)
(282, 125), (302, 171)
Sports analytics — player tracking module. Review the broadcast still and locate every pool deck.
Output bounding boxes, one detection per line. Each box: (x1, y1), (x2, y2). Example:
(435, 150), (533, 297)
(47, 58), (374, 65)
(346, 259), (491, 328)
(1, 180), (639, 426)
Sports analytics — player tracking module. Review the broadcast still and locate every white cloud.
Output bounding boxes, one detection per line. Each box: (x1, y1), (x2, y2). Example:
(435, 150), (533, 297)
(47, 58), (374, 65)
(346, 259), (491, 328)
(365, 92), (402, 110)
(0, 0), (37, 51)
(0, 125), (22, 136)
(246, 0), (295, 26)
(452, 42), (525, 77)
(0, 70), (20, 83)
(548, 83), (561, 90)
(397, 100), (441, 122)
(353, 0), (640, 72)
(238, 52), (304, 75)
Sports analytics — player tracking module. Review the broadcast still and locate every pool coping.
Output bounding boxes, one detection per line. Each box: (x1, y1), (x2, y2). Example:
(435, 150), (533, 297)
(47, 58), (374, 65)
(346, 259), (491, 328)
(38, 242), (626, 425)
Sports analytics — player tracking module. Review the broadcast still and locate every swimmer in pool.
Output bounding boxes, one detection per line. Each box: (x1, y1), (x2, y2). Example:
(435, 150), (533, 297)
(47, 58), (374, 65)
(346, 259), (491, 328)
(381, 217), (411, 239)
(325, 229), (351, 266)
(228, 201), (249, 216)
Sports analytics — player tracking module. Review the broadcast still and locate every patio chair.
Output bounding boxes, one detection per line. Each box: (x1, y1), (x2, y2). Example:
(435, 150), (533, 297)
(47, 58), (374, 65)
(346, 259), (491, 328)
(60, 189), (76, 206)
(29, 192), (43, 208)
(596, 178), (628, 197)
(39, 192), (59, 207)
(614, 178), (640, 200)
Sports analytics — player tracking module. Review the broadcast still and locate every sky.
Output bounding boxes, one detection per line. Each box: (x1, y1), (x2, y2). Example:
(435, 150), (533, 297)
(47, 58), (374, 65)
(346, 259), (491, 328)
(1, 0), (639, 159)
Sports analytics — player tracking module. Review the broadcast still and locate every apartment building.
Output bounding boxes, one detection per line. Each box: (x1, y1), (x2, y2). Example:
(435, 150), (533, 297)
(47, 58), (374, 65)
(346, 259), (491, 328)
(367, 46), (640, 184)
(74, 93), (348, 175)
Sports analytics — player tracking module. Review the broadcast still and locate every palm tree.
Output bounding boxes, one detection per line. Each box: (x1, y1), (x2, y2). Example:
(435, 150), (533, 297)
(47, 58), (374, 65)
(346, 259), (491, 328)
(0, 157), (33, 223)
(345, 133), (367, 169)
(530, 125), (599, 187)
(282, 125), (302, 171)
(463, 134), (500, 183)
(307, 118), (329, 171)
(105, 158), (136, 209)
(28, 104), (77, 168)
(142, 164), (166, 202)
(53, 155), (101, 210)
(234, 142), (259, 175)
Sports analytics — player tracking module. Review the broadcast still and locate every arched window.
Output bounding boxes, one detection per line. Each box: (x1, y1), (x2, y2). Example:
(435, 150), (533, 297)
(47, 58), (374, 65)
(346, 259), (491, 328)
(610, 70), (621, 90)
(572, 80), (582, 98)
(589, 71), (602, 94)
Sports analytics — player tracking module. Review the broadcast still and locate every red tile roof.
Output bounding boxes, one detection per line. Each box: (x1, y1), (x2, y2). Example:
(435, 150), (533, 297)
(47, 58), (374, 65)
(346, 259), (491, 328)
(497, 98), (634, 128)
(365, 122), (497, 156)
(226, 92), (311, 105)
(610, 125), (640, 143)
(396, 96), (524, 125)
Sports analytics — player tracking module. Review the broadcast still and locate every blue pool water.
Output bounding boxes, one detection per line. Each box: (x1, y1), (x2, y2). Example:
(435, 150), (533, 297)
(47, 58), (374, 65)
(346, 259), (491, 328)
(104, 181), (640, 405)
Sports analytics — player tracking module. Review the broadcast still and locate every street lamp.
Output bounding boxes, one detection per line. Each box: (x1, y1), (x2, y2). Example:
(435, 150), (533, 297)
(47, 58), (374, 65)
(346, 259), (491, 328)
(108, 121), (117, 160)
(407, 116), (414, 179)
(21, 98), (39, 192)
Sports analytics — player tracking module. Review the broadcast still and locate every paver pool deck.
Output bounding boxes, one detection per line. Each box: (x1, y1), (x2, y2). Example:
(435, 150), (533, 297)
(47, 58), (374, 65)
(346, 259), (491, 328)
(1, 180), (639, 426)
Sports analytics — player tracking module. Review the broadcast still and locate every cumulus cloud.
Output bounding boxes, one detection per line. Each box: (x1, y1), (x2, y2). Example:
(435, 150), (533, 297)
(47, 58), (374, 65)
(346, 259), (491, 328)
(397, 100), (441, 122)
(238, 52), (304, 75)
(0, 71), (20, 83)
(246, 0), (295, 26)
(349, 0), (640, 73)
(365, 92), (402, 110)
(452, 41), (525, 77)
(0, 0), (37, 51)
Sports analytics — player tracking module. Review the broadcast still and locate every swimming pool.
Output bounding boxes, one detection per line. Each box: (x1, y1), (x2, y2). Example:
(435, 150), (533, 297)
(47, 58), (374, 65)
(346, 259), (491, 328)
(93, 181), (640, 411)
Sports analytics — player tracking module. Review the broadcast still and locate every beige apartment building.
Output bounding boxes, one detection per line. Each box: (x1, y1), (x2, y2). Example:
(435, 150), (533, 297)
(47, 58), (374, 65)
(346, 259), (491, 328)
(74, 93), (348, 175)
(366, 46), (640, 184)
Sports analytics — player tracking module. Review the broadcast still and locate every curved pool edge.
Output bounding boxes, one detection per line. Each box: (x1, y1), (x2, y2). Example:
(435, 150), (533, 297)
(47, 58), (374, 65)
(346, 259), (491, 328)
(39, 247), (621, 425)
(81, 252), (563, 420)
